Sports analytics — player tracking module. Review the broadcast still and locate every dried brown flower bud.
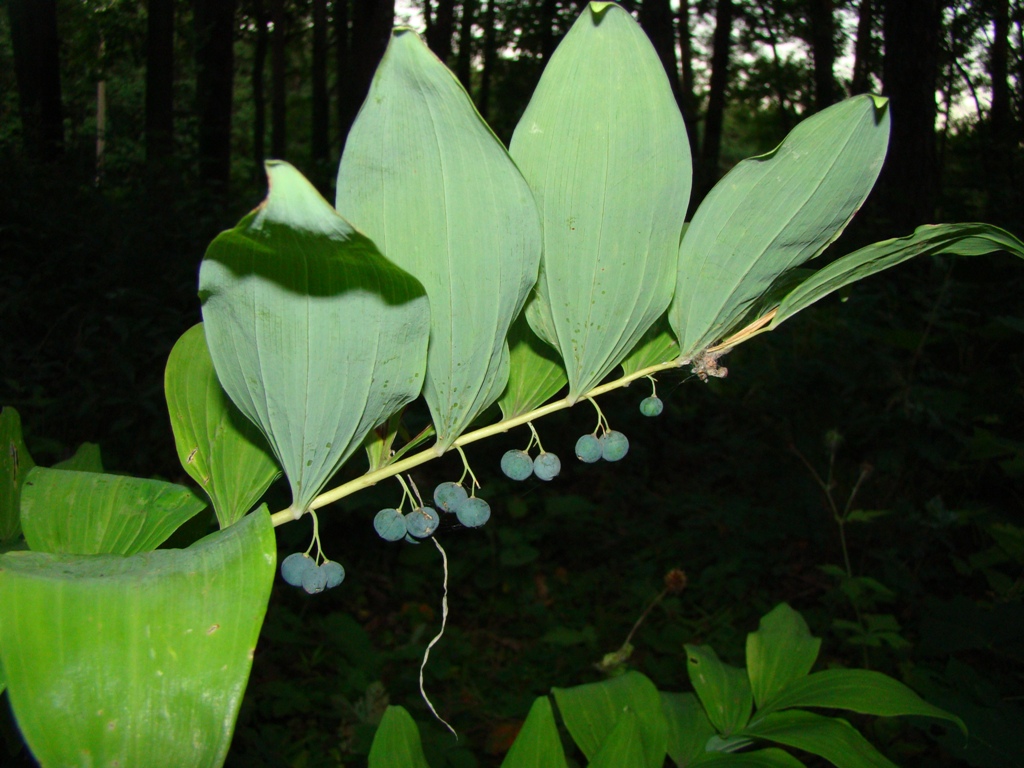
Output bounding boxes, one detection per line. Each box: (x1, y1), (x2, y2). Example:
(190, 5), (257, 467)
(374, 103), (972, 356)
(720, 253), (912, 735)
(664, 568), (688, 594)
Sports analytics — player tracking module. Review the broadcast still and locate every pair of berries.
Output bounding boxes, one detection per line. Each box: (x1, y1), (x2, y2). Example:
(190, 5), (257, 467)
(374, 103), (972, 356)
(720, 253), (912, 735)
(574, 431), (629, 463)
(501, 449), (561, 481)
(280, 553), (345, 594)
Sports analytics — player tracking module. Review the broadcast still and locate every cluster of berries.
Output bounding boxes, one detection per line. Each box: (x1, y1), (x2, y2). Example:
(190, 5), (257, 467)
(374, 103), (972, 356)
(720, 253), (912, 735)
(283, 391), (667, 591)
(373, 482), (492, 543)
(280, 553), (345, 594)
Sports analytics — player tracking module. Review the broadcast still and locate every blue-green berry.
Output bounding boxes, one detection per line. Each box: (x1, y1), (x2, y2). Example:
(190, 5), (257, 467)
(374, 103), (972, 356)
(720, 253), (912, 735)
(405, 506), (440, 538)
(501, 449), (534, 481)
(600, 431), (629, 462)
(575, 434), (602, 463)
(533, 452), (561, 481)
(640, 396), (664, 417)
(281, 552), (317, 586)
(434, 482), (469, 513)
(302, 566), (329, 594)
(374, 508), (407, 542)
(320, 561), (345, 589)
(456, 497), (491, 528)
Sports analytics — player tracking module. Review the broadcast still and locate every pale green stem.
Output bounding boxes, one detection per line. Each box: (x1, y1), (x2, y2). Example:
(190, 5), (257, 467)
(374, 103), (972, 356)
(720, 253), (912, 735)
(395, 474), (414, 512)
(526, 421), (544, 453)
(455, 445), (480, 492)
(302, 510), (321, 563)
(270, 357), (686, 527)
(585, 396), (610, 435)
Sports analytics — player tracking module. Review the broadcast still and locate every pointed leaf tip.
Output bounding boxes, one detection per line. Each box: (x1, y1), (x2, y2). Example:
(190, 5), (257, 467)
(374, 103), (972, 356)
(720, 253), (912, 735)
(369, 706), (431, 768)
(747, 603), (822, 710)
(259, 160), (350, 238)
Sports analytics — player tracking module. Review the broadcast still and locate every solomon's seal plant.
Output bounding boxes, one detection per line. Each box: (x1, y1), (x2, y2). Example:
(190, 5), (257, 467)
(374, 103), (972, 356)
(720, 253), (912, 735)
(1, 2), (1021, 766)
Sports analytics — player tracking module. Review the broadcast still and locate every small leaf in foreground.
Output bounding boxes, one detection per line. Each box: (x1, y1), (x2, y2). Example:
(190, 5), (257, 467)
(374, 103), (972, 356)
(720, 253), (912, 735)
(20, 468), (207, 556)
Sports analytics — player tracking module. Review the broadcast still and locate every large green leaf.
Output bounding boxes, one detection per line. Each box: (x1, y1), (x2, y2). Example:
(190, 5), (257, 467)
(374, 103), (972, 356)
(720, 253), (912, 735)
(587, 709), (648, 768)
(20, 467), (206, 555)
(501, 695), (569, 768)
(686, 644), (753, 737)
(746, 604), (821, 710)
(200, 161), (429, 517)
(757, 669), (966, 732)
(552, 670), (668, 768)
(499, 312), (568, 420)
(740, 710), (898, 768)
(336, 28), (541, 451)
(368, 706), (432, 768)
(661, 691), (716, 767)
(768, 223), (1024, 331)
(0, 507), (276, 768)
(671, 95), (890, 359)
(165, 323), (281, 528)
(510, 1), (691, 401)
(1, 407), (35, 542)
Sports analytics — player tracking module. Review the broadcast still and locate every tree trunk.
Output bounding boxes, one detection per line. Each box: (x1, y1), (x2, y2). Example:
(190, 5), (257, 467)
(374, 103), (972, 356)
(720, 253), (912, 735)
(539, 0), (557, 62)
(477, 0), (497, 121)
(270, 0), (287, 159)
(850, 0), (874, 95)
(808, 0), (836, 111)
(312, 0), (330, 167)
(747, 3), (793, 134)
(699, 0), (734, 203)
(145, 0), (175, 166)
(456, 0), (477, 90)
(639, 0), (685, 113)
(194, 0), (237, 194)
(989, 0), (1011, 145)
(1015, 9), (1023, 135)
(986, 0), (1015, 222)
(677, 0), (699, 188)
(96, 78), (107, 183)
(338, 0), (395, 152)
(6, 0), (64, 161)
(334, 0), (351, 150)
(424, 0), (456, 63)
(879, 0), (940, 230)
(252, 0), (269, 181)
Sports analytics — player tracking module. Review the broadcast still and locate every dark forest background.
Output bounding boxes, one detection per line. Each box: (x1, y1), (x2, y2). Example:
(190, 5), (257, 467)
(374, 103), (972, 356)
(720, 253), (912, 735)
(2, 1), (1023, 767)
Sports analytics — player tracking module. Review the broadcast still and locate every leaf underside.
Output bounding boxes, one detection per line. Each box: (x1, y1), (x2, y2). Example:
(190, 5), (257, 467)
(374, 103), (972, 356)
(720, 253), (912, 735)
(337, 29), (541, 450)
